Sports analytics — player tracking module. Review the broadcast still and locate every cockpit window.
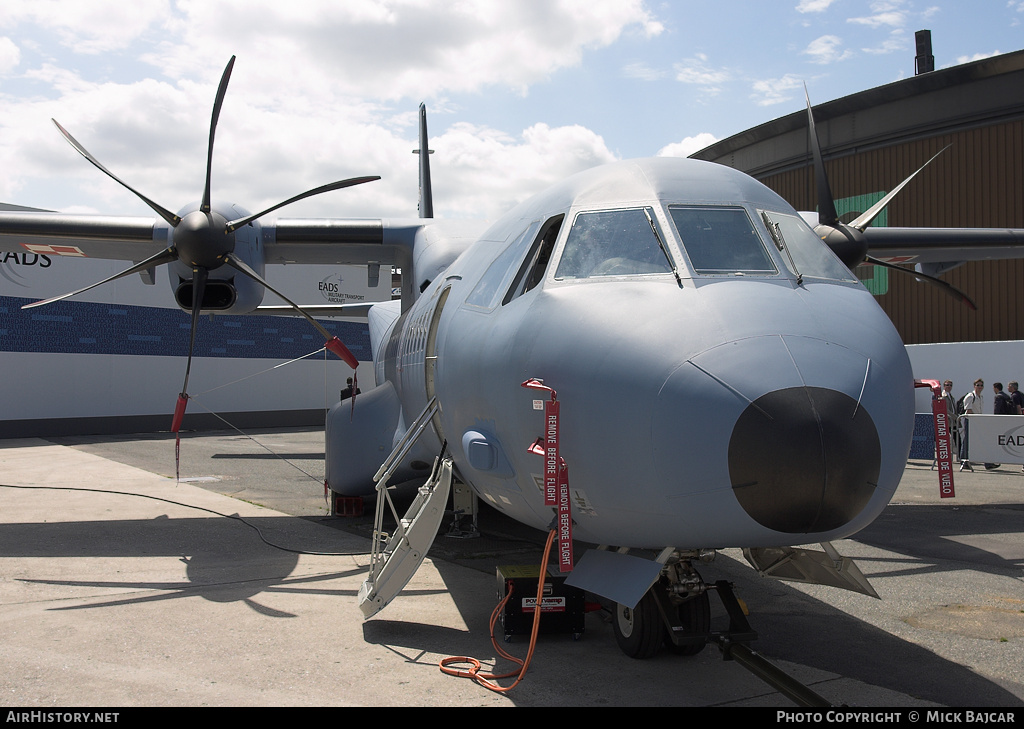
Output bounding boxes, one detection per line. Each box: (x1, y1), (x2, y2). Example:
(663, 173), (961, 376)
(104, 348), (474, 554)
(759, 210), (858, 283)
(669, 206), (777, 276)
(465, 221), (541, 310)
(503, 215), (563, 305)
(554, 207), (675, 280)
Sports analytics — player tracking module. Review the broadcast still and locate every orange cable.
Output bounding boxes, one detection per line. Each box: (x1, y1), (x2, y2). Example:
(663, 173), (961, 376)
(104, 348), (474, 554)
(439, 529), (557, 692)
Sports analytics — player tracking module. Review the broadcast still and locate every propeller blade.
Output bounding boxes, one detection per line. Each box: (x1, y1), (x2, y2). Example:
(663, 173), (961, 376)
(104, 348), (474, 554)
(804, 85), (839, 228)
(848, 146), (950, 231)
(224, 176), (381, 232)
(223, 252), (360, 368)
(172, 267), (209, 433)
(201, 56), (236, 214)
(21, 247), (178, 310)
(52, 120), (181, 228)
(865, 255), (977, 311)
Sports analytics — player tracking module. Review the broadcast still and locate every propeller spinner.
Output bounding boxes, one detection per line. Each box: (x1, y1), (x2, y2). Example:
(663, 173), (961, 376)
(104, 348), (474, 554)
(27, 56), (375, 431)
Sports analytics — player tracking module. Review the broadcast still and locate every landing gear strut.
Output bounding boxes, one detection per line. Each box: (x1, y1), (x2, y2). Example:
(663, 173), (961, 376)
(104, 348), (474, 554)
(609, 558), (831, 707)
(611, 564), (736, 659)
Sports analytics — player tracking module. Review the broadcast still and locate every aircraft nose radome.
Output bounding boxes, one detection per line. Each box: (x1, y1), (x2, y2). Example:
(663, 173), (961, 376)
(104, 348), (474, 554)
(728, 387), (881, 534)
(651, 333), (898, 544)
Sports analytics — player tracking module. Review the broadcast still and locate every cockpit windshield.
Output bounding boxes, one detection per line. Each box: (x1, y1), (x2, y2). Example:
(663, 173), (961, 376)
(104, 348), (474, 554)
(554, 208), (675, 280)
(669, 206), (777, 276)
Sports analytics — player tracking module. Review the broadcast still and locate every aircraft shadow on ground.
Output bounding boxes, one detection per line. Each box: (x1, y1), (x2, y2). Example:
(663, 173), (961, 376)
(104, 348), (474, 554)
(855, 503), (1024, 577)
(4, 484), (1022, 706)
(0, 515), (376, 616)
(417, 503), (1024, 707)
(704, 552), (1024, 707)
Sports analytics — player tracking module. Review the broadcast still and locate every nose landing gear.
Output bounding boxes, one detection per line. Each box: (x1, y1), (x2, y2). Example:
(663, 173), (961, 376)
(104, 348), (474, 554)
(608, 560), (831, 707)
(610, 564), (748, 659)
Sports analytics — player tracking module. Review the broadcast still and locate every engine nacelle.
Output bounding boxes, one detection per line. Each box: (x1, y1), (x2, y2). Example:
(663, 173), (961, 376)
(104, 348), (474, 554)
(167, 204), (267, 314)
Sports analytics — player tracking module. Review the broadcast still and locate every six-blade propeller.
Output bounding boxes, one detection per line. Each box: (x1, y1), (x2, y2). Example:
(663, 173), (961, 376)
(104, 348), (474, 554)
(804, 85), (976, 310)
(26, 56), (377, 432)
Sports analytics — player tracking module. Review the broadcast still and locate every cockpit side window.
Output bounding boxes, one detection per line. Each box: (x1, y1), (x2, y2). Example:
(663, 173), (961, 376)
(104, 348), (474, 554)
(554, 207), (674, 280)
(670, 206), (777, 276)
(502, 215), (563, 305)
(464, 221), (541, 310)
(758, 210), (858, 283)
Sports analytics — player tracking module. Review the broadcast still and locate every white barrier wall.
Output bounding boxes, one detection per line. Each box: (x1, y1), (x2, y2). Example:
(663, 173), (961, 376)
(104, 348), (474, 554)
(960, 415), (1024, 464)
(907, 340), (1024, 414)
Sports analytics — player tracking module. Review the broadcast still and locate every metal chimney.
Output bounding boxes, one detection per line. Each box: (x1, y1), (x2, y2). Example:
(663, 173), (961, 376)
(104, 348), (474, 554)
(915, 30), (935, 74)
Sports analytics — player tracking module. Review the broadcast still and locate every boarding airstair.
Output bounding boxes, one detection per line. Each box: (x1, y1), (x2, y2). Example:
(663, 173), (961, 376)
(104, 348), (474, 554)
(358, 398), (453, 618)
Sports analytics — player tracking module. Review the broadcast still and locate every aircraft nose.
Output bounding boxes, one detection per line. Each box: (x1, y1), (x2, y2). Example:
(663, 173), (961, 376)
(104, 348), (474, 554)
(728, 385), (881, 534)
(653, 334), (886, 538)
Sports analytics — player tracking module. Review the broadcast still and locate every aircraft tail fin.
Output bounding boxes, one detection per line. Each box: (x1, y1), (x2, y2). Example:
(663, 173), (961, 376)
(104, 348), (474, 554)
(415, 103), (434, 219)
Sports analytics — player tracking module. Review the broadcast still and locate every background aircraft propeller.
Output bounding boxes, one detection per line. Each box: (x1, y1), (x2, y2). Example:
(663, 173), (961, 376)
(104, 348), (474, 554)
(804, 87), (976, 310)
(26, 56), (378, 431)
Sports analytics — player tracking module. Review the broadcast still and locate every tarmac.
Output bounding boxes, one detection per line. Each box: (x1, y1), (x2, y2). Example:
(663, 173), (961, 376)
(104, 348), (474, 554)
(1, 427), (1023, 708)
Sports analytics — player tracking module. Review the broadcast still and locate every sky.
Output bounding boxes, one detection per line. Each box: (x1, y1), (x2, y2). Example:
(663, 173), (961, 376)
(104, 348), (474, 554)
(0, 0), (1021, 223)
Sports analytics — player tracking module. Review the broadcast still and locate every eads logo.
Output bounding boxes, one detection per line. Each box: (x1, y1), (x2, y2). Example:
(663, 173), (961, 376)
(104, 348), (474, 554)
(2, 251), (52, 267)
(998, 423), (1024, 451)
(319, 273), (343, 300)
(318, 273), (365, 304)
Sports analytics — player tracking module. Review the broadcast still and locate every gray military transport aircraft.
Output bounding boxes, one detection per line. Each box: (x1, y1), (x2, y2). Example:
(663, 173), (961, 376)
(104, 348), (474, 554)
(2, 58), (1023, 667)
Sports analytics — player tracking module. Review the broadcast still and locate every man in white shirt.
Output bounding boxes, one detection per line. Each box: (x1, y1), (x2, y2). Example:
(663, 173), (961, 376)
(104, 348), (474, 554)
(959, 378), (984, 471)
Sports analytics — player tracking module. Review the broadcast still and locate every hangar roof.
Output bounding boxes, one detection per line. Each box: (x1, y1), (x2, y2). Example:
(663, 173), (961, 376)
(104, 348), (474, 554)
(691, 49), (1024, 179)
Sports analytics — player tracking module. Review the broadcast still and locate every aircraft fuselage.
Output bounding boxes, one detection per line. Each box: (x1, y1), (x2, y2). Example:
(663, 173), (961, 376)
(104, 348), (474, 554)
(355, 158), (915, 552)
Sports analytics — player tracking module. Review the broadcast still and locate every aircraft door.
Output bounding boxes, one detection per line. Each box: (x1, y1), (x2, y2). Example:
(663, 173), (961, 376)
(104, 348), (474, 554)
(424, 284), (452, 443)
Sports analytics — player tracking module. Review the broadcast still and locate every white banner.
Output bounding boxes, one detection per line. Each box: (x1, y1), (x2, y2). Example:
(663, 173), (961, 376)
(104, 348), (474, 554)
(964, 415), (1024, 464)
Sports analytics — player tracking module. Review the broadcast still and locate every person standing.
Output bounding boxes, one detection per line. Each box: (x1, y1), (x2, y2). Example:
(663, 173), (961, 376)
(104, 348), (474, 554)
(985, 382), (1015, 470)
(993, 382), (1014, 414)
(942, 380), (960, 460)
(340, 377), (360, 401)
(1008, 381), (1024, 415)
(959, 378), (985, 471)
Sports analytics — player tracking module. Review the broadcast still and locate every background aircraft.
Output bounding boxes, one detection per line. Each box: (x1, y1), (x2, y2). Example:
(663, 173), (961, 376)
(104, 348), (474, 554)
(3, 57), (1024, 662)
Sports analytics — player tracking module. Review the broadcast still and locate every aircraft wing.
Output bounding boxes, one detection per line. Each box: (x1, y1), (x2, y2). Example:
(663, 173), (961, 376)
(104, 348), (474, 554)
(0, 211), (165, 260)
(0, 211), (421, 266)
(266, 219), (416, 267)
(862, 227), (1024, 264)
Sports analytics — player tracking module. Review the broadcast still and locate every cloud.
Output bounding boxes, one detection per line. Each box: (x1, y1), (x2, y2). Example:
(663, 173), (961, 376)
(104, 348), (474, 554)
(847, 1), (907, 28)
(954, 50), (1004, 65)
(674, 54), (732, 93)
(656, 133), (719, 158)
(142, 0), (664, 101)
(750, 75), (804, 106)
(0, 37), (20, 75)
(862, 29), (908, 55)
(0, 0), (172, 54)
(796, 0), (840, 12)
(0, 1), (658, 218)
(803, 35), (853, 64)
(429, 121), (618, 218)
(622, 62), (665, 81)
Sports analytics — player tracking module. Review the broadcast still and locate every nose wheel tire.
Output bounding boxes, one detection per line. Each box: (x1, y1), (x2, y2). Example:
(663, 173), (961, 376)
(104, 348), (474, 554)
(612, 592), (663, 659)
(665, 590), (711, 656)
